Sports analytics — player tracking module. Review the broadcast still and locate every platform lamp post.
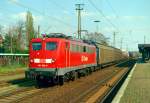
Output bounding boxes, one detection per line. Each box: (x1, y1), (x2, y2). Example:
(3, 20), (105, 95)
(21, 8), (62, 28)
(94, 20), (100, 33)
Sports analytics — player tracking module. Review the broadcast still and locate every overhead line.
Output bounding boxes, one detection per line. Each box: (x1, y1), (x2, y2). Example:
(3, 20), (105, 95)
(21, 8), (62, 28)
(105, 0), (119, 18)
(105, 0), (122, 34)
(0, 7), (16, 23)
(88, 0), (120, 32)
(8, 0), (76, 28)
(47, 0), (68, 12)
(46, 0), (75, 19)
(105, 0), (135, 46)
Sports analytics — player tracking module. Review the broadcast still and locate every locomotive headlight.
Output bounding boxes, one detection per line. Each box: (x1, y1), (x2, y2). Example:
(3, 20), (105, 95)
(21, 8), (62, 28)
(30, 59), (33, 63)
(34, 59), (40, 63)
(51, 59), (55, 63)
(45, 59), (55, 63)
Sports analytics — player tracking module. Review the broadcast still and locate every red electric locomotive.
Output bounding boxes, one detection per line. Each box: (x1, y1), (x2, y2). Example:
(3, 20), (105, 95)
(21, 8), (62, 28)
(25, 34), (97, 85)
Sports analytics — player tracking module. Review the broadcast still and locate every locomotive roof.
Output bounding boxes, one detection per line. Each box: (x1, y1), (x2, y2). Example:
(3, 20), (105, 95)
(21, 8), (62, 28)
(31, 33), (96, 46)
(31, 38), (121, 50)
(31, 37), (95, 47)
(32, 33), (122, 51)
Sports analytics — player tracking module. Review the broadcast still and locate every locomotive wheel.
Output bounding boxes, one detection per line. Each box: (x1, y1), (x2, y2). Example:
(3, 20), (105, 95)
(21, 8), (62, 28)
(85, 68), (90, 76)
(49, 77), (58, 86)
(77, 72), (81, 78)
(58, 76), (64, 86)
(70, 71), (77, 81)
(36, 79), (47, 88)
(89, 68), (92, 74)
(74, 71), (78, 80)
(36, 76), (49, 88)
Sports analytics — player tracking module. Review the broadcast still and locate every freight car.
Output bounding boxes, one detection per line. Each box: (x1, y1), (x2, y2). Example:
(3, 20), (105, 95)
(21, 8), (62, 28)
(95, 43), (127, 67)
(25, 33), (127, 86)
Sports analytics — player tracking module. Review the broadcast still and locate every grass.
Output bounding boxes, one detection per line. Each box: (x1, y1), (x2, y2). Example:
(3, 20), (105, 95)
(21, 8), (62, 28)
(0, 64), (27, 74)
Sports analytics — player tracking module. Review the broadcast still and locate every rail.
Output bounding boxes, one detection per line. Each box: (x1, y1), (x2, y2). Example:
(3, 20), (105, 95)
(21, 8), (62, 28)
(100, 59), (136, 103)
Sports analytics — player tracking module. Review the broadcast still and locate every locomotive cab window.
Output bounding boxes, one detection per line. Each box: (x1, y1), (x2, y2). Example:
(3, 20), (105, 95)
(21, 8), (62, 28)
(46, 42), (57, 50)
(32, 42), (41, 50)
(83, 46), (87, 52)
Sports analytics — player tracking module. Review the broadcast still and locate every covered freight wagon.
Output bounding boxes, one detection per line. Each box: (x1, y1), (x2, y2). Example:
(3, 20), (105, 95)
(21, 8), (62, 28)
(95, 42), (126, 67)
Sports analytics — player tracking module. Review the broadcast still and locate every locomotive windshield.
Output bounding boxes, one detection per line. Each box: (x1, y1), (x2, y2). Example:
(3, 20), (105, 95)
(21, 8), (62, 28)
(46, 42), (57, 50)
(32, 42), (41, 50)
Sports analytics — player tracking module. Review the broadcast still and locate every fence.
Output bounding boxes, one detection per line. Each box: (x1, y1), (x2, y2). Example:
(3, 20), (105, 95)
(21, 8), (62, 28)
(0, 53), (29, 66)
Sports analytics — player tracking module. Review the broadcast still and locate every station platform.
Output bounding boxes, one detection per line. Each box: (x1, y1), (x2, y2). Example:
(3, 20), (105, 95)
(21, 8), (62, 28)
(112, 59), (150, 103)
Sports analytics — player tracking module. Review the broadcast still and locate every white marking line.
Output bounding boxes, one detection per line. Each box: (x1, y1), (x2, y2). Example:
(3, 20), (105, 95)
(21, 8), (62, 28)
(112, 63), (137, 103)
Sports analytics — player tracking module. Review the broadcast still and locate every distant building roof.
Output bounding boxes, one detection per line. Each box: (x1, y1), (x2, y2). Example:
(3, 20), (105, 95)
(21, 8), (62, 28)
(138, 44), (150, 48)
(138, 44), (150, 53)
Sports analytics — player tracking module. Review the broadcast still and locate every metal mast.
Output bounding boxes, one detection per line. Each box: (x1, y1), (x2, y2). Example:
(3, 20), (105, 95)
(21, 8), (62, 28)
(76, 4), (84, 39)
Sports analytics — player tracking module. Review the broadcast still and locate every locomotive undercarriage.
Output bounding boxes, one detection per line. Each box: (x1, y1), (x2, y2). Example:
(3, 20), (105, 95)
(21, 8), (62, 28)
(25, 66), (97, 87)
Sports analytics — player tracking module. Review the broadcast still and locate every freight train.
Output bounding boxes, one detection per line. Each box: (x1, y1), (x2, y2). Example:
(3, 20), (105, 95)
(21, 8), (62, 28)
(25, 33), (128, 86)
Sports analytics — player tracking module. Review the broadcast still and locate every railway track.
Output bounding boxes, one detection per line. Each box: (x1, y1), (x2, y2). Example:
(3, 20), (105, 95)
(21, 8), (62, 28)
(0, 59), (135, 103)
(0, 68), (29, 90)
(0, 73), (25, 88)
(68, 60), (136, 103)
(0, 82), (12, 88)
(0, 88), (41, 103)
(0, 80), (40, 103)
(0, 78), (27, 88)
(100, 59), (136, 103)
(83, 59), (136, 103)
(19, 60), (135, 103)
(71, 65), (128, 103)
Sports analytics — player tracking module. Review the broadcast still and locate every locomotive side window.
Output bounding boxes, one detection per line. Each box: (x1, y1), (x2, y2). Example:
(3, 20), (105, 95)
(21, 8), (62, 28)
(70, 44), (76, 52)
(46, 42), (57, 50)
(70, 43), (95, 53)
(32, 42), (41, 50)
(76, 45), (79, 52)
(79, 46), (83, 52)
(83, 46), (86, 52)
(72, 44), (75, 51)
(89, 47), (94, 53)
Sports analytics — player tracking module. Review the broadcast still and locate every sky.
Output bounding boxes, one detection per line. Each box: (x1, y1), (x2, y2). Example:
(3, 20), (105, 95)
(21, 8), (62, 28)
(0, 0), (150, 51)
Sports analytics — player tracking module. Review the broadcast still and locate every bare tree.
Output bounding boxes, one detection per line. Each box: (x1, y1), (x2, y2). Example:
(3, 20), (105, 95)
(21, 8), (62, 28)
(17, 21), (24, 51)
(86, 32), (109, 45)
(3, 25), (21, 53)
(0, 25), (3, 34)
(26, 11), (35, 47)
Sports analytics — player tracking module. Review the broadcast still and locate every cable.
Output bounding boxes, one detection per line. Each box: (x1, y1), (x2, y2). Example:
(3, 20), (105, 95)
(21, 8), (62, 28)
(8, 0), (76, 28)
(105, 0), (122, 34)
(47, 0), (68, 12)
(88, 0), (120, 32)
(105, 0), (135, 44)
(0, 8), (14, 24)
(105, 0), (119, 18)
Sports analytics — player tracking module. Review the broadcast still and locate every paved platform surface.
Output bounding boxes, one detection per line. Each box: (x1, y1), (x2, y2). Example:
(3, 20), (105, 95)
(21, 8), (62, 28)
(112, 59), (150, 103)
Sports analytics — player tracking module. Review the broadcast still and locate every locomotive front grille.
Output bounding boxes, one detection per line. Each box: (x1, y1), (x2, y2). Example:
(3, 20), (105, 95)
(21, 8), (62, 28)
(25, 68), (57, 80)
